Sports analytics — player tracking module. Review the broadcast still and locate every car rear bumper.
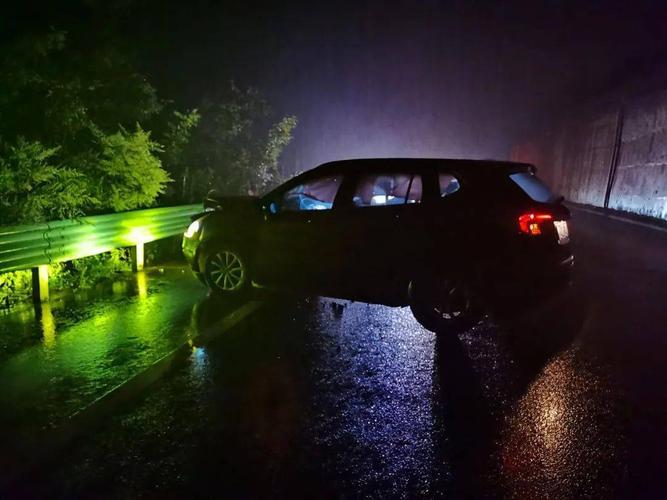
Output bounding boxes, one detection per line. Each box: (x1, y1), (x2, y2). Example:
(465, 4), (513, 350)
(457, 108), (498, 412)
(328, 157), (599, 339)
(485, 251), (574, 310)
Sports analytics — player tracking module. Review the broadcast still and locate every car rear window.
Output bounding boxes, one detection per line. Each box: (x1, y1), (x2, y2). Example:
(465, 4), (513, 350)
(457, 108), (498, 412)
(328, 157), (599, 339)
(509, 172), (558, 203)
(439, 173), (461, 198)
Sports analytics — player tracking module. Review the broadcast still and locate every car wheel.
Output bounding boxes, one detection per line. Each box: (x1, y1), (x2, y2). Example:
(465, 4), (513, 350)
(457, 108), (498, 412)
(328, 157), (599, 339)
(408, 276), (480, 334)
(203, 247), (248, 295)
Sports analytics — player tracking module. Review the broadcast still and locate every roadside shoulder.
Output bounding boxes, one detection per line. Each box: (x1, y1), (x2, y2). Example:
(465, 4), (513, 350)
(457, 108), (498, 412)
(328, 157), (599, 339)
(567, 202), (667, 234)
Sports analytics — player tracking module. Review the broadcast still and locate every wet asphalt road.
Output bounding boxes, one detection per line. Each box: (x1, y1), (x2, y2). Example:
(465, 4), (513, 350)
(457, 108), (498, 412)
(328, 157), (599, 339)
(3, 207), (667, 498)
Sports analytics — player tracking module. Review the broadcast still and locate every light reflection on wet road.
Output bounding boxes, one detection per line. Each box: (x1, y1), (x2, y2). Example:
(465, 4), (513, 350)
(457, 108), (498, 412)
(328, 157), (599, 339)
(0, 268), (206, 438)
(2, 208), (667, 498)
(499, 347), (625, 498)
(304, 302), (441, 495)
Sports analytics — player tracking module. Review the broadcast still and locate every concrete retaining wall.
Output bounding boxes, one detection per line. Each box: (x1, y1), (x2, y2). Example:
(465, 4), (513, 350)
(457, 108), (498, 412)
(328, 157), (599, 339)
(610, 91), (667, 219)
(512, 90), (667, 221)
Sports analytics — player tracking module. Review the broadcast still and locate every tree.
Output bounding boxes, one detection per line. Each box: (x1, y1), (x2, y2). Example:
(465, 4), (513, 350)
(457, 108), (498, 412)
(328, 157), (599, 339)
(182, 83), (297, 200)
(0, 29), (162, 152)
(0, 139), (95, 224)
(0, 29), (172, 223)
(89, 124), (171, 211)
(160, 109), (201, 201)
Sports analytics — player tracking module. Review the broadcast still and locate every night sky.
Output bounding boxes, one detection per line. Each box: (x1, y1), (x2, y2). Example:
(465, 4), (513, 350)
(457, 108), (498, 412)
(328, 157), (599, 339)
(7, 0), (667, 173)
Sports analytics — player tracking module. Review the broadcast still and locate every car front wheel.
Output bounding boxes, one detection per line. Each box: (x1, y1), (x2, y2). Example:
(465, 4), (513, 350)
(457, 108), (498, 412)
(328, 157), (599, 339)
(408, 276), (480, 334)
(203, 248), (248, 295)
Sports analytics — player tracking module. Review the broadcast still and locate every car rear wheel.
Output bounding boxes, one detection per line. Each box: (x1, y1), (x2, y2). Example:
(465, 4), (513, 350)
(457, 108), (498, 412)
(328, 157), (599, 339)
(203, 248), (248, 295)
(408, 276), (480, 334)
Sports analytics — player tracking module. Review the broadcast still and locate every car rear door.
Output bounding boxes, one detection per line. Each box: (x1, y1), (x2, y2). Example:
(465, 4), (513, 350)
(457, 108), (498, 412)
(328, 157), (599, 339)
(333, 168), (432, 303)
(426, 169), (477, 271)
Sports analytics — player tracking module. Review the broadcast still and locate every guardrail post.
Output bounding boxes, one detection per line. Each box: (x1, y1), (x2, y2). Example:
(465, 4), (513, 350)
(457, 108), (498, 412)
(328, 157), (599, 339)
(31, 265), (49, 303)
(131, 243), (144, 272)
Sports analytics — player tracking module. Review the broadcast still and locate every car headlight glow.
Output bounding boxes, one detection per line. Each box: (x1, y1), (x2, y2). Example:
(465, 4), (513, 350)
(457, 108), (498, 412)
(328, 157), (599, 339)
(184, 219), (201, 238)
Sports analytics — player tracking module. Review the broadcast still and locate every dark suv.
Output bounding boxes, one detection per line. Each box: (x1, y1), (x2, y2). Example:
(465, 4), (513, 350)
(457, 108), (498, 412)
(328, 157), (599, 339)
(182, 158), (573, 333)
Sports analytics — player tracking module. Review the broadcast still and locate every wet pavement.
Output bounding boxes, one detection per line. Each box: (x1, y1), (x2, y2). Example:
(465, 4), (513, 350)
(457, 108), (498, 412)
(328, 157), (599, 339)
(2, 208), (667, 498)
(0, 268), (205, 465)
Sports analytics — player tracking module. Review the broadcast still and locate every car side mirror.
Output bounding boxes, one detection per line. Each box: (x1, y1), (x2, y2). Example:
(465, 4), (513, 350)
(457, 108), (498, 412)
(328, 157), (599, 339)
(203, 188), (222, 210)
(264, 200), (280, 215)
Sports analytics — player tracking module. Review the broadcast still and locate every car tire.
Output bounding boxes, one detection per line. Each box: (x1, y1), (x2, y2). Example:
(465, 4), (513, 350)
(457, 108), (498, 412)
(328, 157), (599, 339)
(202, 246), (250, 296)
(408, 275), (480, 334)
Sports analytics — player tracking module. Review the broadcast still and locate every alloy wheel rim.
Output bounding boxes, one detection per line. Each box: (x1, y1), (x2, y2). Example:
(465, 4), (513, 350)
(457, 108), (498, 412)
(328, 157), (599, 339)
(433, 280), (471, 320)
(208, 251), (245, 291)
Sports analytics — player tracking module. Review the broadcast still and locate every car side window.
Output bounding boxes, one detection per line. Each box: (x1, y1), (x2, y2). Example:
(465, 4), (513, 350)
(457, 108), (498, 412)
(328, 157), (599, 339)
(439, 173), (461, 198)
(352, 173), (422, 207)
(281, 175), (342, 211)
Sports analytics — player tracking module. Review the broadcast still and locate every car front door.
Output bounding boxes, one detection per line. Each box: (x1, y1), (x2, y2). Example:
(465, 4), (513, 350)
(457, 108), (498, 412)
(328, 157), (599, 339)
(255, 172), (346, 293)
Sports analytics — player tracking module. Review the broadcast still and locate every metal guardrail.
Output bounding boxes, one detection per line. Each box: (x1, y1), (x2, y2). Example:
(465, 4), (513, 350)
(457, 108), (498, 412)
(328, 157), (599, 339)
(0, 204), (201, 273)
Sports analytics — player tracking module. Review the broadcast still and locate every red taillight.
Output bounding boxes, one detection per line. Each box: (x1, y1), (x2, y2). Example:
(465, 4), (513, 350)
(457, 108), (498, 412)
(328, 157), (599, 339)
(518, 212), (553, 235)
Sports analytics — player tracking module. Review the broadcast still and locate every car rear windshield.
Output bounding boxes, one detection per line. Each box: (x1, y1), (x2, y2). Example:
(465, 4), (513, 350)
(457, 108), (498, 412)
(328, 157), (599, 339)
(509, 172), (558, 203)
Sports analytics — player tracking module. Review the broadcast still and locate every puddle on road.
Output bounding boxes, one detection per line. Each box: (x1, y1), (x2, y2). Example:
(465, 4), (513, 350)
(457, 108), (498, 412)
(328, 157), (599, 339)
(0, 267), (206, 433)
(0, 269), (165, 361)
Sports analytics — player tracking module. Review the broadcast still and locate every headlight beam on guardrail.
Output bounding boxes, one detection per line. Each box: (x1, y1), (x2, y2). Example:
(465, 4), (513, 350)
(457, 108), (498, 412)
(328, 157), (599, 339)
(0, 204), (202, 304)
